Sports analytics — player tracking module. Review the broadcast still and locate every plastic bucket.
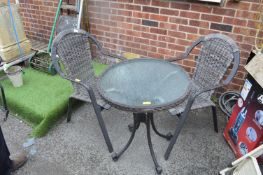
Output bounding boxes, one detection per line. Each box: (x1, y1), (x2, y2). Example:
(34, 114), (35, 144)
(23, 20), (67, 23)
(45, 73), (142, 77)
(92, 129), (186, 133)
(5, 66), (23, 87)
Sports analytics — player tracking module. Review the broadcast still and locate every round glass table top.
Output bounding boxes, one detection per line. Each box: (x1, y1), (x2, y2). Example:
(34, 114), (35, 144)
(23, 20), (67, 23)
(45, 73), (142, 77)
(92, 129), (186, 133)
(98, 58), (190, 112)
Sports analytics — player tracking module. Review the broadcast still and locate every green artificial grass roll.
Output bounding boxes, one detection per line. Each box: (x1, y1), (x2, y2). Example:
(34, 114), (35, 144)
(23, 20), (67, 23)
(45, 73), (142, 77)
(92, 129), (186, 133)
(1, 61), (109, 137)
(2, 68), (73, 137)
(92, 61), (109, 77)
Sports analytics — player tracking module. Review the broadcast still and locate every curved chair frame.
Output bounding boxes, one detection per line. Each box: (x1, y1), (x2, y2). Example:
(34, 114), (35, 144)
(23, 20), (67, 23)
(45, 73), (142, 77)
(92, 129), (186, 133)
(164, 33), (240, 160)
(51, 29), (125, 153)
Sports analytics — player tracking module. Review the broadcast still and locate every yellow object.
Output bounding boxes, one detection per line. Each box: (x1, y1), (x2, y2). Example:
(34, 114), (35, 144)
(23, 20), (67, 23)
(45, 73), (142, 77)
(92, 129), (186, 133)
(123, 52), (140, 59)
(143, 101), (151, 105)
(75, 78), (81, 82)
(0, 4), (32, 62)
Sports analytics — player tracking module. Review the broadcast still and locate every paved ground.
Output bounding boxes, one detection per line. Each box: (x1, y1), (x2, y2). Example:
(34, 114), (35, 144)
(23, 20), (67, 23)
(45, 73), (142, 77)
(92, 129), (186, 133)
(1, 104), (235, 175)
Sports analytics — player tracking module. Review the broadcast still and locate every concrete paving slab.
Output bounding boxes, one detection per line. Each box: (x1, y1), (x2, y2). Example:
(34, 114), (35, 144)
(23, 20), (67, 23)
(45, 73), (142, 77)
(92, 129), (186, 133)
(1, 104), (235, 175)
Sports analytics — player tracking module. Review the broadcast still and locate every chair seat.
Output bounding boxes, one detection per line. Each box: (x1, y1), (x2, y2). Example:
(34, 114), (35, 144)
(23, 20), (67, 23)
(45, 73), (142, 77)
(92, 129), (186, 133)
(169, 95), (215, 116)
(70, 91), (111, 110)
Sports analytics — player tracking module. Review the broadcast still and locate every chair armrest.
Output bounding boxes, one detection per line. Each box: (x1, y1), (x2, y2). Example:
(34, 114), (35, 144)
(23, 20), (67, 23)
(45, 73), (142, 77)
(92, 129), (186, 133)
(64, 76), (90, 90)
(222, 51), (240, 85)
(182, 84), (223, 113)
(52, 61), (102, 111)
(166, 36), (204, 62)
(99, 51), (127, 64)
(88, 34), (127, 63)
(58, 72), (102, 111)
(101, 51), (127, 61)
(165, 53), (188, 62)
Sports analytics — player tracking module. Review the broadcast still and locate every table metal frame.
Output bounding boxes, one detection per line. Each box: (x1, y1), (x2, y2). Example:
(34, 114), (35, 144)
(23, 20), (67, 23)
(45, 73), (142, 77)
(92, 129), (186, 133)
(111, 112), (172, 174)
(98, 58), (190, 174)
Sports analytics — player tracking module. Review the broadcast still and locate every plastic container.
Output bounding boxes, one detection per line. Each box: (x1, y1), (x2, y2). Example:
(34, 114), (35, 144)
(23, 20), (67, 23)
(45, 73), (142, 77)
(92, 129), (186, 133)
(5, 66), (23, 87)
(23, 138), (37, 158)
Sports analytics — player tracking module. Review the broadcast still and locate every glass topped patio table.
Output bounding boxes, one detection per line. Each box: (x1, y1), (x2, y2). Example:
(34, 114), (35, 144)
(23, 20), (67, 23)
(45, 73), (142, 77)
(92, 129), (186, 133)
(97, 58), (190, 174)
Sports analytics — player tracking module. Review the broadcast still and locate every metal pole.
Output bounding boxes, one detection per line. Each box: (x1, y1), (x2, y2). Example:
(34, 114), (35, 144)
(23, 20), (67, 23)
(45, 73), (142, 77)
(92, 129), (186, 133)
(47, 0), (63, 53)
(77, 0), (84, 29)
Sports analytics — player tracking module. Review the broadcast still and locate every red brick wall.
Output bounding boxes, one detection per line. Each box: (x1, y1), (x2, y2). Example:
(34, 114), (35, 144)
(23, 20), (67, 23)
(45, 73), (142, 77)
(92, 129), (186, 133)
(18, 0), (58, 42)
(17, 0), (263, 92)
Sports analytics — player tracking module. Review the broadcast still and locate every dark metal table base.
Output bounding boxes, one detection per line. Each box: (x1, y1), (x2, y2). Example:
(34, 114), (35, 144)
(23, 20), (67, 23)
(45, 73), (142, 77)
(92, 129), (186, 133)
(111, 113), (172, 174)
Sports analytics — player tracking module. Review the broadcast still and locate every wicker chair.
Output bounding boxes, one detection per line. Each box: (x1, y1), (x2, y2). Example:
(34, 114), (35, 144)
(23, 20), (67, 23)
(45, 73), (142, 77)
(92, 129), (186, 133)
(164, 33), (240, 160)
(51, 29), (125, 153)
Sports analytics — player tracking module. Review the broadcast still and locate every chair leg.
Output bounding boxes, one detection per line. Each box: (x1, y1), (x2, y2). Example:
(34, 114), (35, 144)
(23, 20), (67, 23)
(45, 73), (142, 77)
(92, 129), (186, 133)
(211, 106), (218, 133)
(93, 106), (114, 153)
(67, 98), (74, 122)
(177, 113), (182, 119)
(88, 89), (114, 153)
(164, 98), (194, 160)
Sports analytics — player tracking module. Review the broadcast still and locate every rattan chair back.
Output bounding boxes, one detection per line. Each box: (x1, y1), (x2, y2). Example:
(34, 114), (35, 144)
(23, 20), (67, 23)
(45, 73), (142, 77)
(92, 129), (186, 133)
(52, 29), (103, 99)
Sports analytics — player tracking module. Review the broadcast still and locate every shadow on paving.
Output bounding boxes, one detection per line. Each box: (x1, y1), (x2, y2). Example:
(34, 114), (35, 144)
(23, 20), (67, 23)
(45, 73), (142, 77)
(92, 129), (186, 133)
(1, 104), (235, 175)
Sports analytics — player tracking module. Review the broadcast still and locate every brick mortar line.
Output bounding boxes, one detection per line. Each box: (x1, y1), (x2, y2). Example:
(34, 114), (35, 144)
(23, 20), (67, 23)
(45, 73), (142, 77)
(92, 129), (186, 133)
(92, 31), (187, 54)
(22, 18), (52, 24)
(101, 21), (257, 39)
(89, 10), (260, 28)
(88, 11), (260, 26)
(90, 21), (258, 45)
(98, 37), (252, 61)
(89, 2), (257, 18)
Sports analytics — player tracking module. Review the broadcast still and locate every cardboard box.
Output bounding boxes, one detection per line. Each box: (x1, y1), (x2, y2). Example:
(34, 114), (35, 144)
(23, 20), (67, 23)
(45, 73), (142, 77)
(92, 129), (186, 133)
(224, 53), (263, 161)
(245, 52), (263, 89)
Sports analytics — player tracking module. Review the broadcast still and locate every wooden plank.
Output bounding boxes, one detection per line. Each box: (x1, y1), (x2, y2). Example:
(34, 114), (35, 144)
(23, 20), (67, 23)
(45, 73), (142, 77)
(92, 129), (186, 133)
(32, 41), (42, 49)
(30, 39), (48, 52)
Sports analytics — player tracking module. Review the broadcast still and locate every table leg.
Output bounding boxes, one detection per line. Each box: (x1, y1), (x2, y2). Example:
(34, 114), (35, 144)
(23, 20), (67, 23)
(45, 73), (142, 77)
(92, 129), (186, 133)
(111, 114), (140, 161)
(128, 113), (173, 141)
(128, 123), (135, 132)
(146, 115), (162, 174)
(148, 113), (173, 140)
(113, 113), (163, 174)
